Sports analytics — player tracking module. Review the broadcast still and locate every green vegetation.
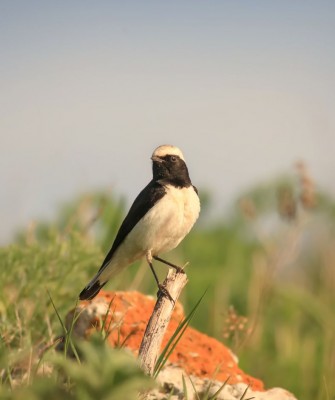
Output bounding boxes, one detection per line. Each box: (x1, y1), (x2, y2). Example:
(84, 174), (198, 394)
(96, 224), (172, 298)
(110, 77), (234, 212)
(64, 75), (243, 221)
(1, 166), (335, 399)
(0, 198), (153, 399)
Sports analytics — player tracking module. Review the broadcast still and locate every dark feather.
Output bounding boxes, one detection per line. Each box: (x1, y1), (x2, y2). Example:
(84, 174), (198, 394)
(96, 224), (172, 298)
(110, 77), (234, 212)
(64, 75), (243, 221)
(98, 180), (166, 272)
(79, 280), (107, 300)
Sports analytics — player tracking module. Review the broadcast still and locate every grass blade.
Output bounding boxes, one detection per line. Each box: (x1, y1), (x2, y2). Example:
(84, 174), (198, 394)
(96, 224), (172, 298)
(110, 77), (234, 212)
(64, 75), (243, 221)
(153, 288), (207, 378)
(208, 376), (230, 400)
(182, 374), (188, 399)
(188, 374), (201, 400)
(47, 290), (81, 363)
(240, 385), (254, 400)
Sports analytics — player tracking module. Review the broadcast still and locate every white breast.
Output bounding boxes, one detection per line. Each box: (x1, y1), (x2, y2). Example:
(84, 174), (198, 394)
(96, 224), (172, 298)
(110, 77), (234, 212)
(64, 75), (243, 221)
(126, 185), (200, 257)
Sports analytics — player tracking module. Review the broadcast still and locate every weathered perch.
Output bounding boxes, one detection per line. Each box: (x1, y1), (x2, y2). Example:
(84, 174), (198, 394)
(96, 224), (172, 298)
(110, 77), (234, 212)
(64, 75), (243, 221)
(138, 268), (188, 375)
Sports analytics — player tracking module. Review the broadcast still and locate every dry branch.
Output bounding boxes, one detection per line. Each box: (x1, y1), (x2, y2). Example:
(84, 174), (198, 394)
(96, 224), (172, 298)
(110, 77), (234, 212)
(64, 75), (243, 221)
(138, 268), (188, 375)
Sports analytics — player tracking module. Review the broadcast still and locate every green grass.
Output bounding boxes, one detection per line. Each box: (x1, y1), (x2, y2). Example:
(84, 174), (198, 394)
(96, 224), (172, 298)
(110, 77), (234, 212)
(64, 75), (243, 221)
(1, 175), (335, 399)
(0, 223), (153, 399)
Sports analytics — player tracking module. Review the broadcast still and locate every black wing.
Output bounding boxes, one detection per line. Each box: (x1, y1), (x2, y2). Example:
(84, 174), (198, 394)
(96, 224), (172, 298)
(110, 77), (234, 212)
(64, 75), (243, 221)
(98, 180), (166, 272)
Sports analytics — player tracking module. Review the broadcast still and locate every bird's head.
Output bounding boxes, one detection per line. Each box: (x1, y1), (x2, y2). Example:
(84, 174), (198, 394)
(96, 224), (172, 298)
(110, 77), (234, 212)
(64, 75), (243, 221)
(151, 145), (191, 187)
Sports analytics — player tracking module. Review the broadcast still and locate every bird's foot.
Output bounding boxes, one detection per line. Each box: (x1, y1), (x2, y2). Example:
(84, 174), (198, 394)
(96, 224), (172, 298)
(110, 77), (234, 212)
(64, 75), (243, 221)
(157, 283), (175, 304)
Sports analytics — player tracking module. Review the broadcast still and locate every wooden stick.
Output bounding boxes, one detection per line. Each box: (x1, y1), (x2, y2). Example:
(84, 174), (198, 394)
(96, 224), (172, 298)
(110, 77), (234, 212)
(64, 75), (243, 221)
(138, 268), (188, 375)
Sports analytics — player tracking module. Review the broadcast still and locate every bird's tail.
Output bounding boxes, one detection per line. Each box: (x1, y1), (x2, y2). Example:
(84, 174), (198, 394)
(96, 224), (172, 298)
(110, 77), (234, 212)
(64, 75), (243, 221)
(79, 277), (107, 301)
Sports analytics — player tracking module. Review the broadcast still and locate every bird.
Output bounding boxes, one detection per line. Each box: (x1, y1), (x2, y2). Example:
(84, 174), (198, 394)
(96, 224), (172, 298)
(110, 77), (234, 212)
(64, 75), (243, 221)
(79, 144), (200, 301)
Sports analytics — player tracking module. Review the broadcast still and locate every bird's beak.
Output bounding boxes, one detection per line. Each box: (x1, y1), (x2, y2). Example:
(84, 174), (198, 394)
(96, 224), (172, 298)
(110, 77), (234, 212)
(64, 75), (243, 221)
(151, 155), (163, 163)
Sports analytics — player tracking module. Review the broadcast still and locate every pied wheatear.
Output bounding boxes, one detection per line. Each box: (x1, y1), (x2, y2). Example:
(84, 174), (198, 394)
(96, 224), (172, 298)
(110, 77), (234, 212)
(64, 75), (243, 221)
(79, 145), (200, 301)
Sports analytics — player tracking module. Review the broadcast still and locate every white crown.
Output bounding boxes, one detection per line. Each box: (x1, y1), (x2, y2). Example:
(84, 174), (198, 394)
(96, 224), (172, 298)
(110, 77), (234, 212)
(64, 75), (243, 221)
(152, 145), (185, 161)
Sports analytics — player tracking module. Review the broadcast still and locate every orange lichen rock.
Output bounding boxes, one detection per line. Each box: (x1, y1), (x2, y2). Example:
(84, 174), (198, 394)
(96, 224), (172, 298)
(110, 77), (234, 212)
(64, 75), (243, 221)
(76, 290), (263, 391)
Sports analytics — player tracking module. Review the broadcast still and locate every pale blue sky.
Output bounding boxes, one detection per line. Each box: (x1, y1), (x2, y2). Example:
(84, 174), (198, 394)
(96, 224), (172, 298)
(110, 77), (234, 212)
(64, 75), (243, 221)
(1, 1), (335, 243)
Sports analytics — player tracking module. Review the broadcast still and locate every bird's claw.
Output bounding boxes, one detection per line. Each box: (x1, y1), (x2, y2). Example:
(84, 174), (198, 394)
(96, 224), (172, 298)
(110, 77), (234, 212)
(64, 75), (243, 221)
(174, 266), (185, 274)
(157, 284), (175, 304)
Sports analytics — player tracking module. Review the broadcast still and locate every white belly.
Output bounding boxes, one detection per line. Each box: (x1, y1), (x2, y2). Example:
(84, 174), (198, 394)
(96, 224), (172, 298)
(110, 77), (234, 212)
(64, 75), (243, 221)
(98, 185), (200, 283)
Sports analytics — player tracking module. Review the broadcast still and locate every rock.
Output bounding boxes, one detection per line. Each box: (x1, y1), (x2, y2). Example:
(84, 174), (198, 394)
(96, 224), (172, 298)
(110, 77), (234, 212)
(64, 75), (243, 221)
(67, 290), (297, 400)
(147, 365), (297, 400)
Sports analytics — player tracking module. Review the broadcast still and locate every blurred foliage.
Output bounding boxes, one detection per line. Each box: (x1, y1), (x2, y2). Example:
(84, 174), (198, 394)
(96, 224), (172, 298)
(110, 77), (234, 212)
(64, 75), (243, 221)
(0, 197), (153, 399)
(0, 335), (153, 400)
(1, 164), (335, 399)
(14, 191), (126, 254)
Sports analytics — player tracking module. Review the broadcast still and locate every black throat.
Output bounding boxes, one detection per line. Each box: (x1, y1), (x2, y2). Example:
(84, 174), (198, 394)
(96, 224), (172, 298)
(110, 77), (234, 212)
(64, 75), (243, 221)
(152, 158), (192, 188)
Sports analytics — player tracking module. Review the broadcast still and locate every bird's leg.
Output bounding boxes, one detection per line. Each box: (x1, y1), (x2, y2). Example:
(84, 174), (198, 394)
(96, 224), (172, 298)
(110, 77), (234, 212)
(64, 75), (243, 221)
(146, 252), (161, 286)
(146, 251), (174, 303)
(153, 255), (185, 274)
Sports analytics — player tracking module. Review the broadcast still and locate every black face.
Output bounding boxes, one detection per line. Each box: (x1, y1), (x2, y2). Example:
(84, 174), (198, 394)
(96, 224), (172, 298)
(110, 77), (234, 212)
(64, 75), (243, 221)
(152, 154), (192, 187)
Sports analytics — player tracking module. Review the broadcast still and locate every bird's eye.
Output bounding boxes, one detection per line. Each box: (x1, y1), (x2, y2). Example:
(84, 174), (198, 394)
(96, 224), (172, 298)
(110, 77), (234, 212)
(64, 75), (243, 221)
(170, 156), (177, 162)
